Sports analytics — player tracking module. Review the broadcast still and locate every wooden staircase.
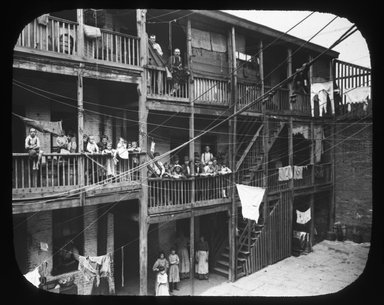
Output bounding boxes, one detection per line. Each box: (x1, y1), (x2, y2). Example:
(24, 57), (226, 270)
(237, 120), (286, 186)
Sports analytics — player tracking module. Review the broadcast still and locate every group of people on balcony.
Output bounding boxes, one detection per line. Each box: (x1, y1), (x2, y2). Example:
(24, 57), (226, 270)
(148, 145), (232, 179)
(152, 233), (210, 296)
(149, 34), (189, 96)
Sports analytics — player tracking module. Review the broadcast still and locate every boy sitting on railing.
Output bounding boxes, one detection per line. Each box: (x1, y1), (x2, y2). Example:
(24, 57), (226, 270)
(25, 127), (43, 170)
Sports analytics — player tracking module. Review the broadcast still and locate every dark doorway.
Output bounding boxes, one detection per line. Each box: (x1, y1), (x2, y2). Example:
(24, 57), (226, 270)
(170, 137), (189, 162)
(113, 201), (139, 293)
(200, 135), (217, 157)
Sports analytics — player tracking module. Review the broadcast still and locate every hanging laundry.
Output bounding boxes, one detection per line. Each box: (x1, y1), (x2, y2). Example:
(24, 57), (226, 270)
(78, 255), (99, 282)
(84, 25), (102, 39)
(236, 184), (265, 223)
(88, 254), (112, 277)
(13, 113), (63, 136)
(310, 82), (334, 117)
(37, 14), (49, 26)
(344, 86), (371, 104)
(313, 126), (324, 163)
(24, 266), (41, 287)
(292, 124), (310, 139)
(296, 208), (311, 224)
(293, 165), (307, 180)
(278, 166), (293, 181)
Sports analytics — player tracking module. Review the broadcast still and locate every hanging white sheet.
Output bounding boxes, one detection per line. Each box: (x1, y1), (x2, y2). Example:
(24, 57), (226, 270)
(236, 184), (265, 222)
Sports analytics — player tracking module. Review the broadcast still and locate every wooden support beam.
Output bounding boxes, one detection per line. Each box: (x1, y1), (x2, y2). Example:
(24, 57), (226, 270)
(77, 64), (85, 206)
(228, 26), (237, 283)
(287, 48), (293, 111)
(76, 9), (84, 57)
(190, 210), (195, 295)
(137, 9), (149, 296)
(309, 193), (314, 251)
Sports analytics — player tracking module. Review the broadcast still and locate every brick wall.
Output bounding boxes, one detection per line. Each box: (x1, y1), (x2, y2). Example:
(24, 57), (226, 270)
(22, 205), (115, 295)
(334, 122), (372, 242)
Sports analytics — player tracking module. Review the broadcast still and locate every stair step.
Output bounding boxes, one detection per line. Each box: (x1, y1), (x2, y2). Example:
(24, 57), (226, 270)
(213, 266), (229, 276)
(217, 259), (229, 267)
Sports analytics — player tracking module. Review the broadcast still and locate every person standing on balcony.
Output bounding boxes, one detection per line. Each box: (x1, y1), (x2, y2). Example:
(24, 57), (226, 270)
(195, 235), (209, 280)
(25, 127), (43, 170)
(181, 156), (192, 178)
(86, 136), (99, 154)
(148, 152), (165, 178)
(168, 48), (189, 95)
(97, 135), (109, 152)
(149, 34), (164, 57)
(201, 145), (214, 166)
(56, 130), (70, 154)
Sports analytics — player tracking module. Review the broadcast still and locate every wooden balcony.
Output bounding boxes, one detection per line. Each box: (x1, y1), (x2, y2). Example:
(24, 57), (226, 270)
(147, 65), (189, 101)
(148, 173), (233, 214)
(16, 16), (79, 55)
(12, 153), (142, 201)
(194, 77), (230, 106)
(84, 29), (140, 66)
(15, 16), (141, 68)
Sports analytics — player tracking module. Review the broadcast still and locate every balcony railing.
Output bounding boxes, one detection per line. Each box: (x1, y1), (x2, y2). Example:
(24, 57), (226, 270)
(264, 86), (290, 113)
(12, 153), (141, 196)
(147, 66), (189, 99)
(194, 77), (229, 106)
(84, 29), (140, 66)
(148, 173), (233, 211)
(16, 16), (141, 67)
(263, 86), (311, 116)
(237, 82), (262, 112)
(16, 16), (79, 55)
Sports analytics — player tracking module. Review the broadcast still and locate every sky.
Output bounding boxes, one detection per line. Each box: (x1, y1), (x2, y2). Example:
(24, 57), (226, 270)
(223, 10), (371, 69)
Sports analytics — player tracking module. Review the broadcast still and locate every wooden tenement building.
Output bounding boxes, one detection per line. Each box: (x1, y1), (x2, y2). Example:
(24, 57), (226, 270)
(12, 9), (371, 295)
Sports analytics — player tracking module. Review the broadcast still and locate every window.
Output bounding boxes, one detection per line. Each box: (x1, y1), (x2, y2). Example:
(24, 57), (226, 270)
(52, 207), (83, 276)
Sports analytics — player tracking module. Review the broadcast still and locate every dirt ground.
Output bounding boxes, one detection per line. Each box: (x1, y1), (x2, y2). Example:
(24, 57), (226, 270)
(172, 239), (371, 296)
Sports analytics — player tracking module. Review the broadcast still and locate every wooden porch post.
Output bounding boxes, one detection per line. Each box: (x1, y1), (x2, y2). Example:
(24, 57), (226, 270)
(287, 48), (293, 111)
(260, 40), (268, 222)
(190, 210), (195, 295)
(227, 26), (237, 282)
(330, 59), (337, 232)
(137, 9), (149, 296)
(77, 64), (85, 205)
(309, 193), (314, 251)
(187, 18), (196, 295)
(76, 9), (84, 57)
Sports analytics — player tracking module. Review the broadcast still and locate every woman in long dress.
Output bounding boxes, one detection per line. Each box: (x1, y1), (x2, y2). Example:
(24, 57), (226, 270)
(176, 231), (190, 279)
(195, 235), (209, 280)
(155, 266), (169, 296)
(168, 248), (180, 292)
